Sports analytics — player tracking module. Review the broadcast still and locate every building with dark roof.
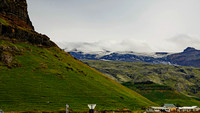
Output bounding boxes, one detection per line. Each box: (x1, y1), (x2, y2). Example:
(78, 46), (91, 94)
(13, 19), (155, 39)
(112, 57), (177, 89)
(163, 104), (177, 112)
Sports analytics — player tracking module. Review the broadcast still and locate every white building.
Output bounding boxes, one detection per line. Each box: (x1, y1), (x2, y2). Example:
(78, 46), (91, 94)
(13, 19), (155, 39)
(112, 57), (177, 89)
(146, 107), (170, 112)
(177, 106), (200, 112)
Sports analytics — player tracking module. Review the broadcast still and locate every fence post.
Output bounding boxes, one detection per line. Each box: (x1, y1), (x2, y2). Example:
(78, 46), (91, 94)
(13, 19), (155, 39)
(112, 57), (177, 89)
(66, 104), (69, 113)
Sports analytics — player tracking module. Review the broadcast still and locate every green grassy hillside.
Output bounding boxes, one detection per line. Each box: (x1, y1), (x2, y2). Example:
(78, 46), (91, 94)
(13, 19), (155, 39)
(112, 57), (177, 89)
(0, 40), (155, 112)
(83, 60), (200, 104)
(122, 82), (200, 106)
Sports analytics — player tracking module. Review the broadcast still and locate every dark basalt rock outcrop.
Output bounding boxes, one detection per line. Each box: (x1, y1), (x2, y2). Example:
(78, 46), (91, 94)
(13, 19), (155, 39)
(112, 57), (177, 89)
(0, 0), (57, 65)
(0, 51), (13, 64)
(0, 23), (57, 47)
(0, 0), (34, 30)
(0, 45), (19, 64)
(0, 0), (57, 47)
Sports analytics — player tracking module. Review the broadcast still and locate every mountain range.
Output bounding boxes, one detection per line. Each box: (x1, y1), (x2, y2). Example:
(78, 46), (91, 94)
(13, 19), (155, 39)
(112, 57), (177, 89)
(65, 47), (200, 68)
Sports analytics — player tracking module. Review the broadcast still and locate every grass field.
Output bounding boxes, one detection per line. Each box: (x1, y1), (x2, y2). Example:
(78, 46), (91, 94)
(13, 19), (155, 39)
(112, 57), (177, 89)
(122, 82), (200, 107)
(83, 60), (200, 107)
(83, 60), (200, 98)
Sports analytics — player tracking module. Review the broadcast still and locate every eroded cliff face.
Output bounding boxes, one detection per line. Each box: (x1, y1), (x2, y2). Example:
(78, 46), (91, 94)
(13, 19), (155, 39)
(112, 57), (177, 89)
(0, 0), (34, 30)
(0, 0), (57, 65)
(0, 0), (56, 47)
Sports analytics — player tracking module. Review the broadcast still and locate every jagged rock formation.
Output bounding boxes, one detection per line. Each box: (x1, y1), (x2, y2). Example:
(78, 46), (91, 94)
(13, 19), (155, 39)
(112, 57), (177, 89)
(0, 51), (13, 64)
(0, 0), (34, 30)
(0, 0), (56, 47)
(0, 45), (22, 65)
(0, 23), (57, 47)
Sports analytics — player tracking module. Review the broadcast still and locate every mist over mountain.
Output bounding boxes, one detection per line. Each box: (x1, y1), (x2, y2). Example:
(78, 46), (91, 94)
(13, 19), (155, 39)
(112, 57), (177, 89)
(57, 40), (153, 53)
(29, 0), (200, 51)
(57, 34), (200, 53)
(63, 44), (200, 68)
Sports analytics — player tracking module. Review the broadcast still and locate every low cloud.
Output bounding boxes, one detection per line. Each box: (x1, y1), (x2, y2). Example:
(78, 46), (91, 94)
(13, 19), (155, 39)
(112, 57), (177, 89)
(166, 34), (200, 52)
(57, 34), (200, 53)
(57, 39), (152, 53)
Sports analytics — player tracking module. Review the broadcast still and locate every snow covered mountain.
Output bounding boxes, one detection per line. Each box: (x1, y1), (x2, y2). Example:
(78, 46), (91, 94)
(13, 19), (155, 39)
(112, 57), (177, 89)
(60, 42), (200, 67)
(63, 48), (171, 65)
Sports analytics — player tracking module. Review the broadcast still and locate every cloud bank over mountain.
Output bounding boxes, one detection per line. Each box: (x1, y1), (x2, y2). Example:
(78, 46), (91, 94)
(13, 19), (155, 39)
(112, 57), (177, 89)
(58, 40), (152, 53)
(57, 34), (200, 53)
(28, 0), (200, 53)
(167, 34), (200, 52)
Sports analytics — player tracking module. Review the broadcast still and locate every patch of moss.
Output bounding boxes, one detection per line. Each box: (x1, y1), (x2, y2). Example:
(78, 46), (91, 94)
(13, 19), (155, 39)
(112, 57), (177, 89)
(0, 18), (9, 26)
(17, 26), (32, 32)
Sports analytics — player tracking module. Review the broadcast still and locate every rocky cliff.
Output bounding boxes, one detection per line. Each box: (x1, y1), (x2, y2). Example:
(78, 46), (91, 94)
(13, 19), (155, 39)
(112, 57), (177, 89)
(0, 0), (56, 47)
(0, 0), (56, 65)
(0, 0), (34, 30)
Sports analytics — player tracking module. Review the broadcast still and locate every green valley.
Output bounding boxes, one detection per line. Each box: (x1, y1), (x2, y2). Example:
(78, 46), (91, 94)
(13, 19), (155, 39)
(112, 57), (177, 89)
(83, 60), (200, 106)
(122, 81), (200, 106)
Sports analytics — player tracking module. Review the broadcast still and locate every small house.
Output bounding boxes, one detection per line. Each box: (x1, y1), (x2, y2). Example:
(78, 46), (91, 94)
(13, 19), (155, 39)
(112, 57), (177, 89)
(163, 104), (177, 112)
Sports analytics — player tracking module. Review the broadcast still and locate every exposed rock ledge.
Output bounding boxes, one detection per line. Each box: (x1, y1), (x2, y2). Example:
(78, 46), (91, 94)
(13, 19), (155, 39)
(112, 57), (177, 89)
(0, 0), (34, 30)
(0, 22), (57, 47)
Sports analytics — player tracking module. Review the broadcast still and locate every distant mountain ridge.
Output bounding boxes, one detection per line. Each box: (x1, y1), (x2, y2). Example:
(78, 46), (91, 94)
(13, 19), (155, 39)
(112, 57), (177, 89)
(167, 47), (200, 67)
(65, 47), (200, 67)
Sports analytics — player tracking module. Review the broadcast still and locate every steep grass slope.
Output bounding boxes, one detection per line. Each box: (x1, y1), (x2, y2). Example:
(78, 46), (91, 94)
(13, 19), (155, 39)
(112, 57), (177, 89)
(0, 39), (155, 112)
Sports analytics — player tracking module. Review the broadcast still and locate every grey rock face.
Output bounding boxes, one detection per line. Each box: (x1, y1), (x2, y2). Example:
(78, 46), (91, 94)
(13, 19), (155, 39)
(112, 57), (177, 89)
(0, 0), (34, 30)
(0, 52), (13, 64)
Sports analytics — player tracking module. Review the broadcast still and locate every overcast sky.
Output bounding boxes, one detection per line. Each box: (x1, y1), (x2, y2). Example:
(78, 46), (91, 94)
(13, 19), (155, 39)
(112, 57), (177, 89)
(27, 0), (200, 52)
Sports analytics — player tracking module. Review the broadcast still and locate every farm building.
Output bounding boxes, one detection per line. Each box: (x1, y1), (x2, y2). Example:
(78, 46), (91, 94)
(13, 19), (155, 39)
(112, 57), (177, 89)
(177, 106), (200, 112)
(163, 104), (177, 112)
(146, 107), (170, 112)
